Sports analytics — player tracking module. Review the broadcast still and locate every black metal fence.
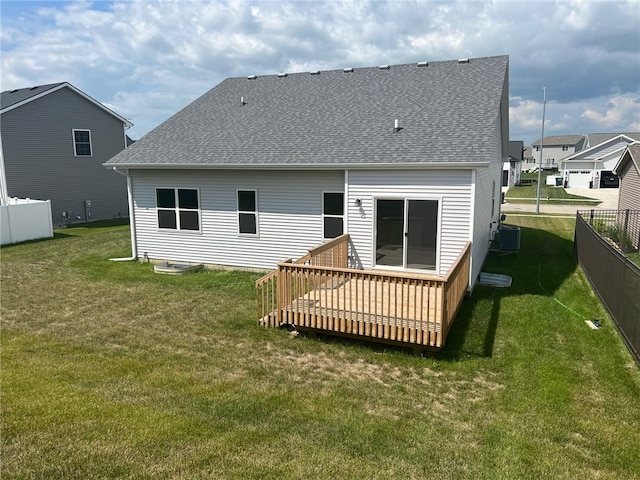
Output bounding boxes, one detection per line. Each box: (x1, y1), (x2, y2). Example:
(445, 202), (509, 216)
(575, 210), (640, 365)
(579, 209), (640, 252)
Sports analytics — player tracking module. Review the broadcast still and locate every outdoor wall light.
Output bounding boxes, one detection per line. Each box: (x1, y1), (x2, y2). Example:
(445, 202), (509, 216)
(355, 198), (362, 207)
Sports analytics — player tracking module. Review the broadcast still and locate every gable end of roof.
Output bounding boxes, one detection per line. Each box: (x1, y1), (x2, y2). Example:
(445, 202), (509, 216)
(1, 82), (132, 128)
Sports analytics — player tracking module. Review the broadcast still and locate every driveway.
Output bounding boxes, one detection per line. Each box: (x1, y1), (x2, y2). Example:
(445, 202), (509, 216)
(502, 187), (619, 215)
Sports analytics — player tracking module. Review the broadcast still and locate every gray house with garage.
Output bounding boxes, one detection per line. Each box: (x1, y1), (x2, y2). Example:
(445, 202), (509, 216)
(105, 55), (509, 290)
(0, 82), (132, 225)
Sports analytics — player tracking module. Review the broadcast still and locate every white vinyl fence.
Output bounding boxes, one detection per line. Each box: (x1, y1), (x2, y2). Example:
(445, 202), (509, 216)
(1, 198), (53, 246)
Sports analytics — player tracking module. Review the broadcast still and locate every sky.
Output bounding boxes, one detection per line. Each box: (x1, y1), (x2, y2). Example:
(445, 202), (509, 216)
(1, 0), (639, 146)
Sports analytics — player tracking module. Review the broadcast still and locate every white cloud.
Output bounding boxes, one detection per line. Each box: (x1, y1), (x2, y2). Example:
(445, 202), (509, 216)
(582, 95), (640, 129)
(511, 94), (640, 143)
(1, 0), (638, 143)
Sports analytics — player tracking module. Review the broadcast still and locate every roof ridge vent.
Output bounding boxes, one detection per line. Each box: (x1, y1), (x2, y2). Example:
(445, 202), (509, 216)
(343, 67), (354, 73)
(379, 65), (390, 70)
(30, 86), (39, 90)
(417, 61), (429, 67)
(277, 72), (288, 78)
(458, 58), (470, 64)
(309, 70), (320, 75)
(246, 75), (257, 80)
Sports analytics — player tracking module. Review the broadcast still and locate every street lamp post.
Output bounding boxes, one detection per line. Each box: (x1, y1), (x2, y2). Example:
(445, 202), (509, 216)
(536, 87), (547, 215)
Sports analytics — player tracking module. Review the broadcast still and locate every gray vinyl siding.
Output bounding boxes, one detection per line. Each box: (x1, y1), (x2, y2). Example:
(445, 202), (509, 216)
(346, 169), (473, 275)
(470, 112), (504, 288)
(1, 87), (128, 224)
(618, 161), (640, 210)
(130, 169), (344, 269)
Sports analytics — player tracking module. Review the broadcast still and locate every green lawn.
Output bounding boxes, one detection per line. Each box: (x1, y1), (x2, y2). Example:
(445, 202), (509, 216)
(628, 252), (640, 268)
(2, 219), (639, 479)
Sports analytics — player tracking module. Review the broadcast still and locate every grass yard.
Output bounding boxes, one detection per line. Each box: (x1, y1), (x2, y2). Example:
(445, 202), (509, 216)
(506, 173), (600, 205)
(2, 218), (639, 479)
(627, 252), (640, 268)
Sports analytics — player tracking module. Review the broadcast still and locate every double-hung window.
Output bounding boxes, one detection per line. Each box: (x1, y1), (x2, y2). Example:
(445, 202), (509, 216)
(156, 188), (200, 231)
(73, 129), (92, 156)
(323, 192), (344, 239)
(238, 190), (257, 235)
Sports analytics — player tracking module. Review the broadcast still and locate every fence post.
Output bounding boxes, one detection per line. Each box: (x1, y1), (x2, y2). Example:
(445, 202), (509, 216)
(589, 209), (594, 226)
(624, 209), (630, 240)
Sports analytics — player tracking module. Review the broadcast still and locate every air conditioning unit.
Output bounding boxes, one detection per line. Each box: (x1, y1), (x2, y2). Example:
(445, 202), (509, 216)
(498, 225), (521, 251)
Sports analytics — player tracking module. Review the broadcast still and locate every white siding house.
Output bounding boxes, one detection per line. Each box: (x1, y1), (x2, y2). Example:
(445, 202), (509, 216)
(106, 56), (509, 290)
(531, 135), (585, 170)
(561, 134), (639, 188)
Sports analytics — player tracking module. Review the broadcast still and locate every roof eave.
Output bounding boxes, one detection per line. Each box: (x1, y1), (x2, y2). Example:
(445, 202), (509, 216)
(105, 161), (491, 171)
(613, 143), (640, 174)
(563, 140), (631, 162)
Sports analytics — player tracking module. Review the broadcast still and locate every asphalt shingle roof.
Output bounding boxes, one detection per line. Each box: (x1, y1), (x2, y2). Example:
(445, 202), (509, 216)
(531, 135), (585, 147)
(614, 142), (640, 175)
(106, 55), (508, 168)
(587, 132), (640, 147)
(509, 140), (524, 161)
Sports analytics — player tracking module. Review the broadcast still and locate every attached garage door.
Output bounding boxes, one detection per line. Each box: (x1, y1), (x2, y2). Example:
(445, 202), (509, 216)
(568, 170), (591, 188)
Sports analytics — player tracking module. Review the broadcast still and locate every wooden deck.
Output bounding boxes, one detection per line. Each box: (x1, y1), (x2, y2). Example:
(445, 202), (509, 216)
(256, 235), (470, 350)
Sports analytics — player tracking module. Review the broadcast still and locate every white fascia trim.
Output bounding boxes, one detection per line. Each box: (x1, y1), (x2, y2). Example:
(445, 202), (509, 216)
(1, 82), (133, 128)
(613, 144), (640, 175)
(563, 135), (633, 162)
(104, 161), (490, 171)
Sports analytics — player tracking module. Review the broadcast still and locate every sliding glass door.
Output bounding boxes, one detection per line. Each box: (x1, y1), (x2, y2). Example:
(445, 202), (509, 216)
(375, 198), (438, 271)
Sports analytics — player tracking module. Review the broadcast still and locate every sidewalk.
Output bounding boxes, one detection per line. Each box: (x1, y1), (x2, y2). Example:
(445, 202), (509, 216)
(502, 188), (619, 215)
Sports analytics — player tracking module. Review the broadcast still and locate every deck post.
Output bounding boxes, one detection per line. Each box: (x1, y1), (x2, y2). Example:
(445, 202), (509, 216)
(276, 265), (287, 325)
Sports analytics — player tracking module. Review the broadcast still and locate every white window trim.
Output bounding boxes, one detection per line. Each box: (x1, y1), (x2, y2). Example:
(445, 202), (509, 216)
(237, 189), (259, 237)
(322, 191), (345, 239)
(72, 129), (92, 157)
(156, 187), (201, 233)
(371, 195), (442, 274)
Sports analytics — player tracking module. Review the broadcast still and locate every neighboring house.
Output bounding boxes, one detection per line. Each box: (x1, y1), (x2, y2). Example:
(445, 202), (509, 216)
(522, 146), (535, 169)
(106, 55), (509, 292)
(503, 140), (523, 187)
(561, 134), (639, 188)
(584, 132), (640, 150)
(613, 142), (640, 210)
(0, 82), (132, 225)
(531, 135), (585, 170)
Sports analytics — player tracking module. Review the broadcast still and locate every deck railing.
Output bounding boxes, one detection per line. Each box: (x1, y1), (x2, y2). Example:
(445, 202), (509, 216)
(256, 236), (471, 349)
(441, 243), (472, 338)
(256, 235), (350, 323)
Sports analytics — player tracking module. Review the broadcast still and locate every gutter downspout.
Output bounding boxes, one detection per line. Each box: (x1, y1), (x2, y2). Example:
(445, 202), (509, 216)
(0, 131), (9, 206)
(112, 167), (138, 260)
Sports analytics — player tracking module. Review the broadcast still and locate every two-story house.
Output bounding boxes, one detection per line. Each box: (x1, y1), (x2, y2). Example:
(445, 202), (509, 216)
(530, 135), (585, 171)
(0, 82), (132, 225)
